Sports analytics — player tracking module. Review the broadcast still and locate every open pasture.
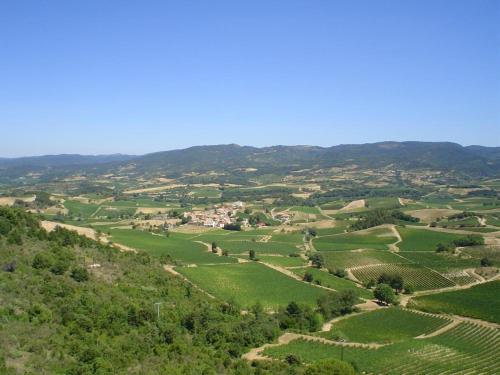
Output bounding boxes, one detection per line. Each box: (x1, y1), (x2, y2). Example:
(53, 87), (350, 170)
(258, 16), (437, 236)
(319, 307), (451, 343)
(177, 262), (332, 309)
(351, 264), (455, 291)
(109, 229), (236, 264)
(411, 280), (500, 323)
(313, 227), (397, 251)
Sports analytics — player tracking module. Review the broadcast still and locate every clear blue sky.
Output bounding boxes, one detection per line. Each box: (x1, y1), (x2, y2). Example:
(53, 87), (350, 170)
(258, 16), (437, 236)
(1, 0), (498, 156)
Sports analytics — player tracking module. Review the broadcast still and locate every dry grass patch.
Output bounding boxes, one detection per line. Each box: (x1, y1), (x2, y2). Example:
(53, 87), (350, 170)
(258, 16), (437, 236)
(406, 208), (459, 223)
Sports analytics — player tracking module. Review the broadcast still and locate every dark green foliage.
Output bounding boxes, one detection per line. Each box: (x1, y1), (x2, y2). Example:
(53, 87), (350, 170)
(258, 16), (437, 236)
(329, 268), (346, 278)
(33, 191), (53, 208)
(285, 353), (302, 365)
(452, 235), (484, 247)
(304, 359), (355, 375)
(224, 222), (242, 231)
(70, 266), (89, 282)
(377, 273), (404, 293)
(316, 291), (357, 320)
(249, 249), (256, 260)
(350, 209), (419, 231)
(310, 253), (325, 268)
(0, 207), (307, 374)
(436, 242), (452, 253)
(481, 257), (493, 267)
(374, 284), (397, 305)
(32, 252), (54, 269)
(277, 302), (323, 332)
(303, 272), (314, 282)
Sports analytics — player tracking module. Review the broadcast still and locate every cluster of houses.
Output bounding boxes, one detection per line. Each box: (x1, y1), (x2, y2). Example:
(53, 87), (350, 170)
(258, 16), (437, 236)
(184, 202), (245, 228)
(273, 211), (293, 224)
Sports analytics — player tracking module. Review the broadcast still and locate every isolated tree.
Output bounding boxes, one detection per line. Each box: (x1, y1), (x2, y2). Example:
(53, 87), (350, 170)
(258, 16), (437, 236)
(285, 354), (301, 365)
(481, 257), (493, 267)
(310, 253), (324, 268)
(303, 271), (314, 282)
(403, 284), (415, 294)
(286, 301), (302, 316)
(308, 228), (317, 237)
(390, 274), (404, 293)
(249, 249), (256, 260)
(373, 283), (397, 305)
(436, 243), (449, 253)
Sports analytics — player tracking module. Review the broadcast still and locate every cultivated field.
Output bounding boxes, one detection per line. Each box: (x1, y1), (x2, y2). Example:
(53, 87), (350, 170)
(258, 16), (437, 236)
(264, 322), (500, 374)
(177, 262), (333, 309)
(109, 229), (237, 264)
(319, 307), (452, 343)
(313, 227), (397, 251)
(410, 280), (500, 323)
(351, 264), (455, 291)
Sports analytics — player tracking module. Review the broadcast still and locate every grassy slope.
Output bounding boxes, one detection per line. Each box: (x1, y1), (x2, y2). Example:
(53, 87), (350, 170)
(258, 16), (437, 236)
(313, 227), (397, 251)
(411, 280), (500, 323)
(321, 250), (408, 269)
(109, 229), (237, 264)
(291, 268), (372, 299)
(177, 262), (333, 309)
(397, 227), (474, 252)
(319, 308), (451, 343)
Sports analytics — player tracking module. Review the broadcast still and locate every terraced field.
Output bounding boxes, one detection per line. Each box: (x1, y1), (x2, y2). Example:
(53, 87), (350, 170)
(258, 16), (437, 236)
(291, 268), (372, 299)
(319, 308), (452, 343)
(109, 229), (237, 264)
(411, 280), (500, 323)
(351, 264), (455, 291)
(270, 231), (304, 244)
(177, 262), (332, 309)
(399, 251), (480, 272)
(63, 200), (100, 218)
(263, 323), (500, 374)
(321, 250), (408, 269)
(258, 255), (306, 267)
(397, 227), (474, 252)
(217, 240), (300, 255)
(313, 227), (397, 251)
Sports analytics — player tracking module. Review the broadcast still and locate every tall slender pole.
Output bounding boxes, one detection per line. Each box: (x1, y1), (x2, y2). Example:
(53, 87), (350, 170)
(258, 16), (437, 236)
(154, 302), (162, 320)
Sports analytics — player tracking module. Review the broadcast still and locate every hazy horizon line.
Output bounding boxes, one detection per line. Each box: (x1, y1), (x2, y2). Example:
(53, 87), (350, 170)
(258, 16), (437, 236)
(1, 140), (498, 159)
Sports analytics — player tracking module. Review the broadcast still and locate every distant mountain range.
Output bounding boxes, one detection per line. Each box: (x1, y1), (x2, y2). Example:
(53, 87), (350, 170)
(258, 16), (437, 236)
(1, 142), (499, 179)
